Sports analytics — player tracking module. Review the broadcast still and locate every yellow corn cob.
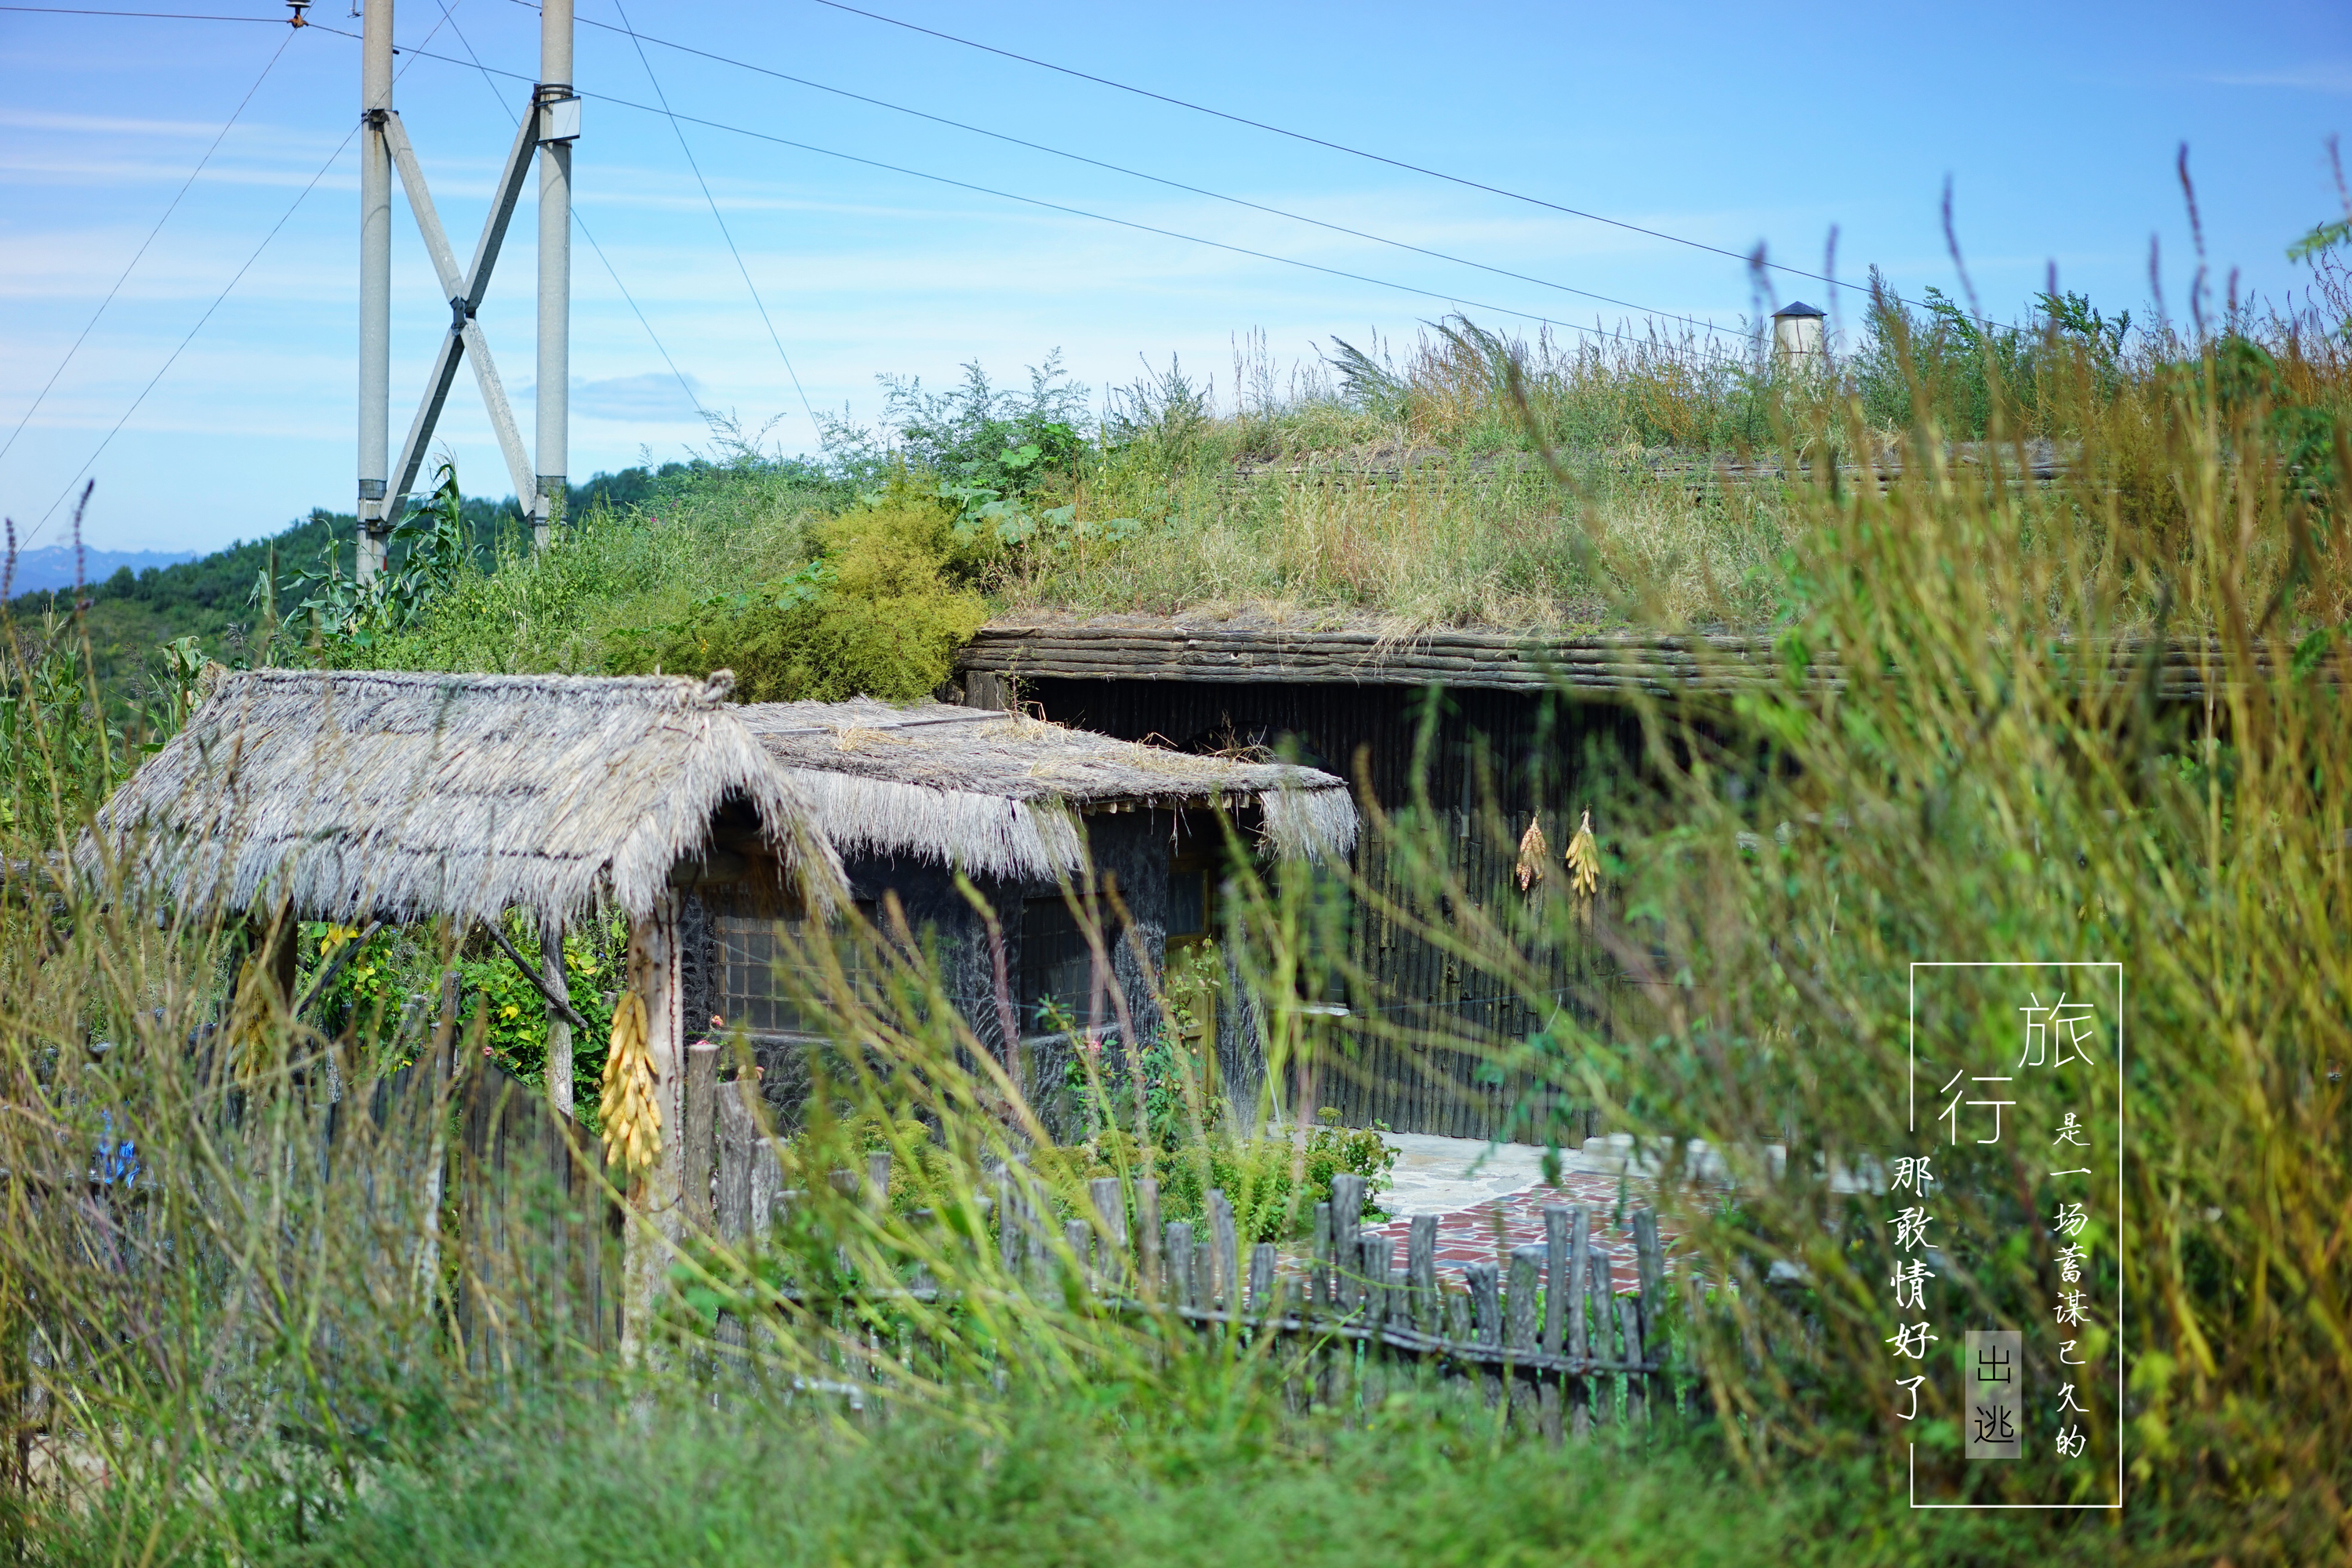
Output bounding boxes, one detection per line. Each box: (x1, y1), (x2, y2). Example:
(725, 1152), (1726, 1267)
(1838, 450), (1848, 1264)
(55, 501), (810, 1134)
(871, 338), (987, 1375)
(599, 990), (662, 1173)
(1515, 814), (1548, 894)
(1565, 808), (1601, 904)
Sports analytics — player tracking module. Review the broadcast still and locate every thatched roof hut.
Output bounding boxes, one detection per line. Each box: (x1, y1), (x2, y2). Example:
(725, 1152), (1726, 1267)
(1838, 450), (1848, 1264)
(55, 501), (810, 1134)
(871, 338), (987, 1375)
(87, 668), (843, 928)
(735, 697), (1358, 880)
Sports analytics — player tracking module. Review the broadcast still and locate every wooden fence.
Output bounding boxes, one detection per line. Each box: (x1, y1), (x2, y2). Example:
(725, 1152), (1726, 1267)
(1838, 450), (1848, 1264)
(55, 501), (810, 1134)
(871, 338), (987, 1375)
(434, 1044), (1694, 1440)
(452, 1062), (620, 1362)
(689, 1077), (1689, 1439)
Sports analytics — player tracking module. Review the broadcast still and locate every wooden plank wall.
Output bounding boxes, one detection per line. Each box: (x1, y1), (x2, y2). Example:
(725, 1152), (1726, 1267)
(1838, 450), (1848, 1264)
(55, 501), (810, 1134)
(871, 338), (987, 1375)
(962, 618), (2293, 701)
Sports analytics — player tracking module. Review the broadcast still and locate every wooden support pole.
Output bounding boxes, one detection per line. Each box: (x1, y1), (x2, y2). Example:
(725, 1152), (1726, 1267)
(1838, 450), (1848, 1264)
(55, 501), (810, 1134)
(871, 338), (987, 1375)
(264, 900), (299, 1008)
(432, 966), (462, 1083)
(541, 920), (575, 1116)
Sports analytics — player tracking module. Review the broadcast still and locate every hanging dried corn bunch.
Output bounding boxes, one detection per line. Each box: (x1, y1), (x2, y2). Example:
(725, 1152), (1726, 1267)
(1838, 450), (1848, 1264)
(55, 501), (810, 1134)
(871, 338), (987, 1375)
(599, 989), (662, 1173)
(1514, 814), (1548, 895)
(1564, 808), (1602, 917)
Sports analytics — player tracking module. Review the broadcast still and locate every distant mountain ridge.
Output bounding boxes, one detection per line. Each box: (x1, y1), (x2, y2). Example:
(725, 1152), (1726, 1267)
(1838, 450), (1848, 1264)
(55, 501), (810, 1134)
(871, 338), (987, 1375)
(5, 545), (198, 599)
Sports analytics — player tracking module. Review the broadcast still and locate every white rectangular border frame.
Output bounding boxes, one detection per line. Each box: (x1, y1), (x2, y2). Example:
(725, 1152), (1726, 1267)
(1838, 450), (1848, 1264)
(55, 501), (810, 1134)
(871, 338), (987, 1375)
(1905, 960), (2125, 1512)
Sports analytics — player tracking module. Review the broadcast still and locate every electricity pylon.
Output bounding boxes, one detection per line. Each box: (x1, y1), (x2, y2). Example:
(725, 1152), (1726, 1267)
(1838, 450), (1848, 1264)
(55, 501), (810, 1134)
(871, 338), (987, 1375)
(355, 0), (577, 579)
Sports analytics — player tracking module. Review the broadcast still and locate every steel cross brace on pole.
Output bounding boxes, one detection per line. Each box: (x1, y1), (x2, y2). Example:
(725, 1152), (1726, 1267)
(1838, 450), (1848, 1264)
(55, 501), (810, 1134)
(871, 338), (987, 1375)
(381, 104), (541, 528)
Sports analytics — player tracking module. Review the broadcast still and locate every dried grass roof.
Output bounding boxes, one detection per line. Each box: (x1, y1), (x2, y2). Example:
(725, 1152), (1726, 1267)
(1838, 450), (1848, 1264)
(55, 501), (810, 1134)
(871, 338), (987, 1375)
(736, 698), (1359, 880)
(86, 668), (844, 928)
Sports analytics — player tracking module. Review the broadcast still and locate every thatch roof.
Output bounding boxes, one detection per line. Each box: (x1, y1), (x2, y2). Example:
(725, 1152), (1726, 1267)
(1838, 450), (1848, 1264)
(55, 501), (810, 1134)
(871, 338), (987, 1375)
(85, 668), (844, 928)
(736, 698), (1359, 880)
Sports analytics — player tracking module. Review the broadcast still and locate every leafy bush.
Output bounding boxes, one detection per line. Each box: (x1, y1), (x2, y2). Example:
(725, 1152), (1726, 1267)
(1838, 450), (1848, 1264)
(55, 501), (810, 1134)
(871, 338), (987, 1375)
(294, 913), (622, 1120)
(608, 490), (987, 702)
(1037, 1103), (1396, 1244)
(827, 352), (1092, 501)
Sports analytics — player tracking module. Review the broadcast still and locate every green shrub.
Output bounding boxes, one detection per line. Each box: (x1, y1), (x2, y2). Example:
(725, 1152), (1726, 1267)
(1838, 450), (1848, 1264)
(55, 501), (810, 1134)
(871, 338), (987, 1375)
(1037, 1105), (1396, 1244)
(609, 492), (986, 702)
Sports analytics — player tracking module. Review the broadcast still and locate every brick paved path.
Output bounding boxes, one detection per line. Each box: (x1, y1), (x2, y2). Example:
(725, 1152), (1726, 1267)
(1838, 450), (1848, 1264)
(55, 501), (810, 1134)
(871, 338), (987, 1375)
(1363, 1169), (1678, 1293)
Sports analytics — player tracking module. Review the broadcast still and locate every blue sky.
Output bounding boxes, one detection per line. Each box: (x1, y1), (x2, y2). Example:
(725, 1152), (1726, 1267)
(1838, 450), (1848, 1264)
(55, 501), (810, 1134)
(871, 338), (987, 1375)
(2, 0), (2346, 553)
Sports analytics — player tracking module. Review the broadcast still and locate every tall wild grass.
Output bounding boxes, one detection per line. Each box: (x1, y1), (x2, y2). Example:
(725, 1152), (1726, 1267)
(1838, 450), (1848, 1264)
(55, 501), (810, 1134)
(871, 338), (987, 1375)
(1, 277), (2348, 1561)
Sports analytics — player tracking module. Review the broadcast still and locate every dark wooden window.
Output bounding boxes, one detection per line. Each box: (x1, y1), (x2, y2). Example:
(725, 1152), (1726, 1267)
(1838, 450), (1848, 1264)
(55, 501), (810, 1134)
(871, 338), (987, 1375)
(1167, 866), (1208, 940)
(1019, 896), (1118, 1035)
(717, 905), (873, 1036)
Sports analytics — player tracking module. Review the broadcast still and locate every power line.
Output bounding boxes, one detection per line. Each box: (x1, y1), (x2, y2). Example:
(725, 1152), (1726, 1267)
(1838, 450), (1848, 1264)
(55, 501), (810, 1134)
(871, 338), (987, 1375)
(605, 0), (818, 428)
(572, 209), (702, 419)
(802, 0), (1885, 306)
(18, 4), (463, 550)
(311, 27), (1725, 354)
(419, 0), (704, 424)
(0, 5), (282, 19)
(27, 125), (358, 543)
(503, 0), (1740, 341)
(0, 25), (294, 473)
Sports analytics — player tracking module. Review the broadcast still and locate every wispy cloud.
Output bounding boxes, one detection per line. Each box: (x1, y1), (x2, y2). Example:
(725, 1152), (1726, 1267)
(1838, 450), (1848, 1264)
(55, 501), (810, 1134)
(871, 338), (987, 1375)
(2206, 62), (2352, 93)
(512, 372), (708, 424)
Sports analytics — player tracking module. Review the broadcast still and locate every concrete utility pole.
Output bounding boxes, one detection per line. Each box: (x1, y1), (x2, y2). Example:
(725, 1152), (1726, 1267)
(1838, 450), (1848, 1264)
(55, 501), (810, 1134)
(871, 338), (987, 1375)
(535, 0), (574, 554)
(354, 0), (579, 579)
(356, 0), (393, 580)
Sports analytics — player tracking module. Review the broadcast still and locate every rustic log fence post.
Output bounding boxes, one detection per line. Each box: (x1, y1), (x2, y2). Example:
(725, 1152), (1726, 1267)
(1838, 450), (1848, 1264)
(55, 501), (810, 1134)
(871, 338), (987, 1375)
(1541, 1205), (1569, 1443)
(1466, 1261), (1502, 1407)
(1506, 1244), (1542, 1428)
(683, 1041), (718, 1230)
(1633, 1207), (1667, 1418)
(1368, 1234), (1400, 1415)
(1087, 1177), (1125, 1291)
(1248, 1242), (1276, 1316)
(1588, 1240), (1617, 1429)
(1163, 1220), (1195, 1309)
(1567, 1205), (1592, 1439)
(1208, 1189), (1239, 1314)
(751, 1140), (787, 1236)
(1310, 1201), (1334, 1309)
(716, 1091), (754, 1243)
(1620, 1293), (1647, 1430)
(1408, 1214), (1438, 1333)
(1135, 1178), (1161, 1296)
(996, 1171), (1022, 1278)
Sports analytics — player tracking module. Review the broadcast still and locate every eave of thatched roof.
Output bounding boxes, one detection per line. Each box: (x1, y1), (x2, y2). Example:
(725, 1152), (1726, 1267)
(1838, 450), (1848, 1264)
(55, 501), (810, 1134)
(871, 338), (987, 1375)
(84, 668), (845, 928)
(736, 698), (1359, 880)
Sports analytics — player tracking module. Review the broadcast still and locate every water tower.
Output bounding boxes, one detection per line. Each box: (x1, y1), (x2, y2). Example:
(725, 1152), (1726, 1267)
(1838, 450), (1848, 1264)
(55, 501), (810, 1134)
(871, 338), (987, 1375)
(1772, 301), (1827, 376)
